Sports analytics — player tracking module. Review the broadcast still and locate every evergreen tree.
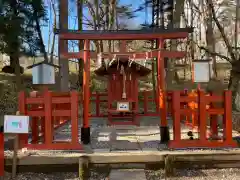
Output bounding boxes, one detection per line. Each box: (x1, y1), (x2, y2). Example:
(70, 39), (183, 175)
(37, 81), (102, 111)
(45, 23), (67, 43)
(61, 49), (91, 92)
(0, 0), (47, 73)
(0, 0), (47, 90)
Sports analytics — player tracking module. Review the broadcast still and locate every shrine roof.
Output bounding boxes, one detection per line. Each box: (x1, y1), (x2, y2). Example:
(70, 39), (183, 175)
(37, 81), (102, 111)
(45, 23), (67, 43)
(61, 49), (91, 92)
(94, 58), (151, 77)
(26, 61), (60, 69)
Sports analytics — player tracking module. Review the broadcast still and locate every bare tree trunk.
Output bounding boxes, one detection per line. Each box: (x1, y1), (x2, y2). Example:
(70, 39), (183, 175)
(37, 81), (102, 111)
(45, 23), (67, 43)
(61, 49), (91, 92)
(228, 70), (240, 110)
(206, 0), (236, 61)
(95, 0), (104, 53)
(32, 3), (49, 63)
(167, 0), (185, 85)
(10, 0), (22, 92)
(190, 0), (194, 61)
(205, 0), (217, 78)
(77, 0), (84, 89)
(108, 0), (116, 52)
(234, 0), (239, 51)
(151, 1), (157, 103)
(95, 0), (100, 51)
(50, 0), (57, 63)
(11, 54), (22, 92)
(206, 0), (240, 110)
(59, 0), (69, 91)
(232, 0), (240, 110)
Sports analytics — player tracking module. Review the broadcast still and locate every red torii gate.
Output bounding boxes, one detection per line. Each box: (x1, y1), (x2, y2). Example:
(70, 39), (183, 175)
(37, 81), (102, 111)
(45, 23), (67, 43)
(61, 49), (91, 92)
(56, 28), (192, 144)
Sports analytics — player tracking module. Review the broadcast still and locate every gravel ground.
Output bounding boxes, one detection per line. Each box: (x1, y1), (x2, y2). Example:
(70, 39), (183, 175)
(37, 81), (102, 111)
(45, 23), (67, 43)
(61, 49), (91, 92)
(3, 117), (240, 179)
(3, 168), (240, 180)
(146, 168), (240, 180)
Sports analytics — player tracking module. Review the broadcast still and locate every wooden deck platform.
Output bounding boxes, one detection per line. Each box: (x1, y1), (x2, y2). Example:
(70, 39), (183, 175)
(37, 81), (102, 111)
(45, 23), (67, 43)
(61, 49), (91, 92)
(4, 117), (240, 172)
(5, 149), (240, 166)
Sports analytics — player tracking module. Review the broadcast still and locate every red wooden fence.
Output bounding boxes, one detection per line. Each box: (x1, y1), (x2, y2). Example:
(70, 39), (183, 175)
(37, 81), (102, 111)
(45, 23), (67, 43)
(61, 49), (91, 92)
(18, 90), (82, 150)
(16, 90), (162, 150)
(7, 89), (237, 151)
(168, 90), (238, 149)
(89, 91), (159, 117)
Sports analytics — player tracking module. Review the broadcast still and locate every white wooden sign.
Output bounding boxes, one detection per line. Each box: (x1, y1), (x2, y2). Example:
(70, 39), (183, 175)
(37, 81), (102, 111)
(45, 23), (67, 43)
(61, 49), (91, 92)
(117, 102), (129, 111)
(4, 115), (29, 134)
(193, 61), (210, 82)
(32, 63), (55, 84)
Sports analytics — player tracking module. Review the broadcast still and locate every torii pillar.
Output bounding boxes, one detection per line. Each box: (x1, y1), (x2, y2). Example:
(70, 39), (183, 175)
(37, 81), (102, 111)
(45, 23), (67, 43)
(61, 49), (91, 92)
(59, 0), (69, 91)
(158, 39), (170, 143)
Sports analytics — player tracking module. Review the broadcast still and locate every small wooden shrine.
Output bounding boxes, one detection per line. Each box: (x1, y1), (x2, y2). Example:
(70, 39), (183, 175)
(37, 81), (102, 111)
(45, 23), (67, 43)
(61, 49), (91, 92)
(95, 57), (151, 125)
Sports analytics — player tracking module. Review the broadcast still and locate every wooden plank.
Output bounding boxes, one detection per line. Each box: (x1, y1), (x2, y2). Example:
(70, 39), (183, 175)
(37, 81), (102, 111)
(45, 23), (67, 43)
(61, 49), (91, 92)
(5, 149), (240, 158)
(5, 156), (80, 165)
(175, 154), (240, 161)
(5, 149), (240, 165)
(88, 154), (163, 164)
(174, 160), (240, 169)
(5, 154), (164, 165)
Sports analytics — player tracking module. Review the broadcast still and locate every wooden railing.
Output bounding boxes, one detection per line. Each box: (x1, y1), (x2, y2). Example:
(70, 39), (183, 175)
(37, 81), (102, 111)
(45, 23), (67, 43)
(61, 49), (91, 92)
(18, 90), (82, 150)
(17, 90), (160, 150)
(17, 89), (237, 150)
(89, 91), (159, 117)
(168, 90), (237, 149)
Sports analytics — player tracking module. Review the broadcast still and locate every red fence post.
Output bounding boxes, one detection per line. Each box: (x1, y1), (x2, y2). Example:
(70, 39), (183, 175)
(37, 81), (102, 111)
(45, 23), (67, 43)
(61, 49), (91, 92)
(183, 90), (189, 125)
(210, 92), (218, 137)
(0, 132), (4, 178)
(172, 91), (181, 142)
(18, 91), (28, 148)
(70, 91), (79, 145)
(224, 91), (233, 143)
(31, 116), (39, 144)
(30, 92), (39, 144)
(198, 90), (207, 142)
(40, 117), (45, 141)
(44, 89), (52, 146)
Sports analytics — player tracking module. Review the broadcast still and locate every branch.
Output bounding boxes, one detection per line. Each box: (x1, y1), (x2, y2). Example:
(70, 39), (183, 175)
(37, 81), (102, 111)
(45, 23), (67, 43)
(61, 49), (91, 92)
(199, 45), (231, 63)
(205, 0), (237, 62)
(85, 1), (97, 29)
(30, 2), (49, 62)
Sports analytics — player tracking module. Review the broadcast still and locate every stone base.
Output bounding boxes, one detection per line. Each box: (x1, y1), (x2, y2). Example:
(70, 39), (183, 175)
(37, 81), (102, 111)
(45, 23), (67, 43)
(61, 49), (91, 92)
(0, 125), (3, 133)
(81, 127), (90, 144)
(160, 126), (170, 143)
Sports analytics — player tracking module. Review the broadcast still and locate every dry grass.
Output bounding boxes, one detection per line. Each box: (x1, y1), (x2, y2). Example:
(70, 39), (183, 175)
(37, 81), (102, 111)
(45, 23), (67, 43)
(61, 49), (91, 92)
(232, 112), (240, 132)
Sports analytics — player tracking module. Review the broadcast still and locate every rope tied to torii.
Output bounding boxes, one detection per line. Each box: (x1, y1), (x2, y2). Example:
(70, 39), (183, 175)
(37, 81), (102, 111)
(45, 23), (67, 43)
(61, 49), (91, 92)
(144, 51), (150, 67)
(128, 54), (136, 67)
(97, 52), (103, 68)
(120, 65), (127, 99)
(109, 54), (117, 68)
